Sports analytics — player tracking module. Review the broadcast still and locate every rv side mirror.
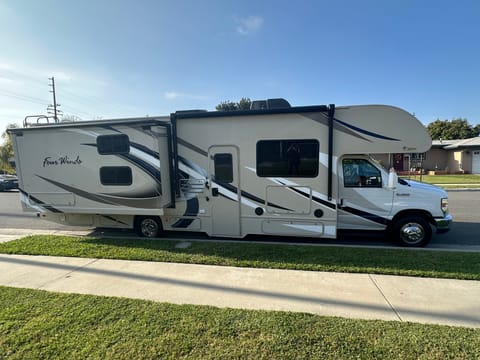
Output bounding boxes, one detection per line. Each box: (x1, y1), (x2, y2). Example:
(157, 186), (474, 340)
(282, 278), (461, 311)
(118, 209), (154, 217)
(388, 169), (398, 189)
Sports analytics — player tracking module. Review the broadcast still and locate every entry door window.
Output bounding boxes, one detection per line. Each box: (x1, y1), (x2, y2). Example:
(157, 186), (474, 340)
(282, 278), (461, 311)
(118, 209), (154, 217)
(214, 153), (233, 183)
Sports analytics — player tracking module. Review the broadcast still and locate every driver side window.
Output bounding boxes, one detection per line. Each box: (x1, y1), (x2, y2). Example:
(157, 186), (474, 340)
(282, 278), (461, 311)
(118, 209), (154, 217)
(343, 159), (382, 188)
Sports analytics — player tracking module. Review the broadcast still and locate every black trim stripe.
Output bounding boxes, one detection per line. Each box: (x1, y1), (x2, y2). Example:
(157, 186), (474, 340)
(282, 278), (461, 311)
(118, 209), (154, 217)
(287, 186), (337, 210)
(172, 198), (199, 228)
(275, 180), (337, 210)
(19, 188), (63, 213)
(339, 206), (390, 226)
(119, 153), (162, 191)
(101, 215), (129, 226)
(36, 176), (162, 208)
(216, 181), (292, 212)
(179, 156), (208, 178)
(177, 137), (208, 157)
(334, 117), (401, 141)
(130, 142), (160, 159)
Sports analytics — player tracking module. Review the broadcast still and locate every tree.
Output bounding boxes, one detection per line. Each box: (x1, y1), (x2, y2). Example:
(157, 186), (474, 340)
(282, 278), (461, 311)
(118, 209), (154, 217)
(426, 118), (479, 140)
(216, 97), (252, 111)
(237, 97), (252, 110)
(0, 124), (18, 174)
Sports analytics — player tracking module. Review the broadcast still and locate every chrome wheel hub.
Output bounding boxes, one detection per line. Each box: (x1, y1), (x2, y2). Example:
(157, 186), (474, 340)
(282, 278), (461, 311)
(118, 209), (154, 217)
(141, 219), (158, 237)
(399, 222), (425, 245)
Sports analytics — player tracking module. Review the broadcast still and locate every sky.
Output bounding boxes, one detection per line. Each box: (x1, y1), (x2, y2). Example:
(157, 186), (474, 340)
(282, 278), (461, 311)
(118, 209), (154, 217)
(1, 0), (479, 142)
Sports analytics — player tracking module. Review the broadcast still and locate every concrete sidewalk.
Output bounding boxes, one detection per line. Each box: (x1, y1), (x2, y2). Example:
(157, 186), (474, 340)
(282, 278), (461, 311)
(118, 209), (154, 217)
(0, 254), (479, 328)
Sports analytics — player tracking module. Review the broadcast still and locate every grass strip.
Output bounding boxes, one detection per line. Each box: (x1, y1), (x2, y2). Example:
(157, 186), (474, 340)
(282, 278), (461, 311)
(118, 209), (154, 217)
(0, 235), (479, 280)
(405, 174), (480, 184)
(1, 286), (478, 359)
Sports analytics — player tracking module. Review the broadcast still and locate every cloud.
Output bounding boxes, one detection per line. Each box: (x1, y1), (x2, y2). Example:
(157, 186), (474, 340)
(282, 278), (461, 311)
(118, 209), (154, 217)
(0, 62), (13, 70)
(236, 15), (264, 36)
(164, 91), (209, 101)
(164, 91), (180, 100)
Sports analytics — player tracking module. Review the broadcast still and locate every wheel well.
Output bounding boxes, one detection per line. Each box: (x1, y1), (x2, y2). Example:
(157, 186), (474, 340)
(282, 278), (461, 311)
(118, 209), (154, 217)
(390, 210), (434, 228)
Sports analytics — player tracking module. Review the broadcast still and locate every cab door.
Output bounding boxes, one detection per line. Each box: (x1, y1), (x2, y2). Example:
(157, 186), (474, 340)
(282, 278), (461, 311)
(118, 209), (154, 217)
(208, 145), (241, 236)
(338, 157), (394, 230)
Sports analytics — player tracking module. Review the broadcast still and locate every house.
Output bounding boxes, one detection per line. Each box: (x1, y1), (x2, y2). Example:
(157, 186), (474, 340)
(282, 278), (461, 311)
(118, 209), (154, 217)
(371, 137), (480, 175)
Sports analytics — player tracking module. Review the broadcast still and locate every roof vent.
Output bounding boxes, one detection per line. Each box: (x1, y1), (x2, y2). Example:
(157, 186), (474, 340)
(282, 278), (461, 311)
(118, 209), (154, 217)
(250, 98), (291, 110)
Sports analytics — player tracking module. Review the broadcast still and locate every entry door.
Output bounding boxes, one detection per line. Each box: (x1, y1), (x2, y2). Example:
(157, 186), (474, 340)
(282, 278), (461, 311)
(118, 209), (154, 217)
(208, 146), (241, 236)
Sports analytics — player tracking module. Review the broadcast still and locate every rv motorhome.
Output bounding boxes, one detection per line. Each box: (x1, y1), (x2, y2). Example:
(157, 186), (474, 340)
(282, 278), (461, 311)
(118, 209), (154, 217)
(9, 100), (452, 247)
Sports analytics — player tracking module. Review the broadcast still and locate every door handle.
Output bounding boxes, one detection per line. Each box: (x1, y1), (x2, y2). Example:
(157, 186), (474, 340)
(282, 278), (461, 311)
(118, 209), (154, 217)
(212, 188), (219, 197)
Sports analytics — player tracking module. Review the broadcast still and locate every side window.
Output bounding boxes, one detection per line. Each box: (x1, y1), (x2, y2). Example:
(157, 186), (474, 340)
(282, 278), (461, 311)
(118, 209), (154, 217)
(214, 153), (233, 183)
(97, 134), (130, 155)
(100, 166), (132, 186)
(257, 139), (319, 177)
(343, 159), (382, 188)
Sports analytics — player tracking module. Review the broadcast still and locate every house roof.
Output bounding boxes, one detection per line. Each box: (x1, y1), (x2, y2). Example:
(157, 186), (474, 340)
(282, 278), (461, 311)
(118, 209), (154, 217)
(444, 137), (480, 149)
(431, 139), (457, 148)
(432, 137), (480, 150)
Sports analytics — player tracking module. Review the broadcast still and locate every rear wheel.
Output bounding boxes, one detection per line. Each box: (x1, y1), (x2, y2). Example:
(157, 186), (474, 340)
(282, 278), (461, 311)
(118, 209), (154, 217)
(135, 216), (162, 238)
(391, 216), (432, 247)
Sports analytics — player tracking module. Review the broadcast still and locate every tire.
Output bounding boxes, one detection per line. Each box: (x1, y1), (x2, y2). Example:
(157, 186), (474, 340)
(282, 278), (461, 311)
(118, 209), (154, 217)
(391, 216), (432, 247)
(135, 216), (162, 238)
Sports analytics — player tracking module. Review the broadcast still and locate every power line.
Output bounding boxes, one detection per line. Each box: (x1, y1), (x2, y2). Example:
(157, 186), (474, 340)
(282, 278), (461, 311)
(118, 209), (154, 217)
(0, 89), (49, 106)
(60, 104), (95, 118)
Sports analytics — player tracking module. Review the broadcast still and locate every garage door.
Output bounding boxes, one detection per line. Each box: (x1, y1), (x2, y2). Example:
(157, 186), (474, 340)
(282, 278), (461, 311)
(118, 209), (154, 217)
(472, 151), (480, 174)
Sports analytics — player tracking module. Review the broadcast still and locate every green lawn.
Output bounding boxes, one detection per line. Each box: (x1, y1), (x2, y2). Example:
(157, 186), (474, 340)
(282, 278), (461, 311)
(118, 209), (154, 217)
(1, 286), (478, 359)
(404, 174), (480, 185)
(1, 235), (479, 280)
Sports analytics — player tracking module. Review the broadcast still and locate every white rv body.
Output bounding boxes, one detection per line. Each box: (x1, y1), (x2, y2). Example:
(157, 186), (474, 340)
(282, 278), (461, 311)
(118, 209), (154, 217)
(9, 101), (452, 246)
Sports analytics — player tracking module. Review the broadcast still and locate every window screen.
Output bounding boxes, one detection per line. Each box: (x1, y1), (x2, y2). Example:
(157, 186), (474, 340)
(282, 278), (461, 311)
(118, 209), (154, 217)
(256, 139), (319, 177)
(97, 134), (130, 155)
(214, 153), (233, 183)
(100, 166), (132, 186)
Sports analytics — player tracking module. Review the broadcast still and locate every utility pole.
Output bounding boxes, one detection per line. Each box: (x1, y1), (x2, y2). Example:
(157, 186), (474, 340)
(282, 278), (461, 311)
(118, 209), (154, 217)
(47, 77), (62, 122)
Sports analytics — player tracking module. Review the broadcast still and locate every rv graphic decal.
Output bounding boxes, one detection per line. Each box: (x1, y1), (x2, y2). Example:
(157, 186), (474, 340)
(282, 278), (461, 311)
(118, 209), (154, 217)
(274, 179), (337, 210)
(171, 197), (199, 228)
(333, 117), (401, 141)
(177, 138), (294, 212)
(339, 205), (390, 226)
(101, 215), (129, 226)
(82, 142), (163, 193)
(19, 189), (62, 213)
(36, 175), (162, 208)
(303, 112), (401, 142)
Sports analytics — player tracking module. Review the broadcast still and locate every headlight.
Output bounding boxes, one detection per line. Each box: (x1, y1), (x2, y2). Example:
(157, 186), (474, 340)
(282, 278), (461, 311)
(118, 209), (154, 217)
(441, 198), (448, 214)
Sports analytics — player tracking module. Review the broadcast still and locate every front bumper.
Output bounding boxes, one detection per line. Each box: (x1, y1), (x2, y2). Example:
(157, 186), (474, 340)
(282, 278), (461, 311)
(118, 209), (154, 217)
(434, 213), (453, 233)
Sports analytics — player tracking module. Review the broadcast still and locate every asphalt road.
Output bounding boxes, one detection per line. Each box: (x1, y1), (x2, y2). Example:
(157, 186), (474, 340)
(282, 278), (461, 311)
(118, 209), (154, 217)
(0, 190), (479, 250)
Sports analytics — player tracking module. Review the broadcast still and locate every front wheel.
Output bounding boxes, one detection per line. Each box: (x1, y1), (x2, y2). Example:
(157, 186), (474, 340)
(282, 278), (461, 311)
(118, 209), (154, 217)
(135, 216), (162, 238)
(391, 216), (432, 247)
